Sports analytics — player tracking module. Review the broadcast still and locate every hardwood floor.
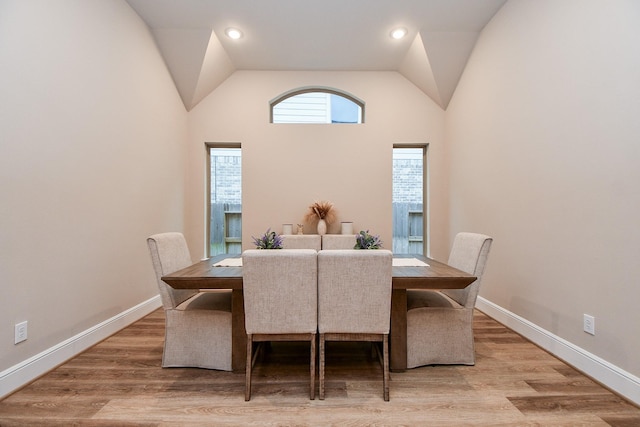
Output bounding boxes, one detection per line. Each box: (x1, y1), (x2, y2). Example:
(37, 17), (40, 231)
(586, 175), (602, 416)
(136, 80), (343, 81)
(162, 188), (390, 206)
(1, 309), (639, 426)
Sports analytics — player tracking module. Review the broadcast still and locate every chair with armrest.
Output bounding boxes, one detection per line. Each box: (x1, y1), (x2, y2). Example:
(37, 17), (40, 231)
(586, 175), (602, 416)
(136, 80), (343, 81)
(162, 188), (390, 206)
(242, 249), (318, 400)
(281, 234), (321, 251)
(406, 232), (493, 368)
(147, 232), (232, 371)
(321, 234), (357, 250)
(317, 249), (393, 401)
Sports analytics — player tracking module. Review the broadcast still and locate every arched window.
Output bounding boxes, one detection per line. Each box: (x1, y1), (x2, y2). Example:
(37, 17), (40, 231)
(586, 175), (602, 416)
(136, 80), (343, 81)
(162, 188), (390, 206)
(270, 87), (364, 124)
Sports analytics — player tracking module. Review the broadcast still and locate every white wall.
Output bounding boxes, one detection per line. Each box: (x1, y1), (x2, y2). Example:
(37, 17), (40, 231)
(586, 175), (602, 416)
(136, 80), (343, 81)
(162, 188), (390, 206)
(447, 0), (640, 382)
(0, 0), (186, 383)
(185, 71), (449, 260)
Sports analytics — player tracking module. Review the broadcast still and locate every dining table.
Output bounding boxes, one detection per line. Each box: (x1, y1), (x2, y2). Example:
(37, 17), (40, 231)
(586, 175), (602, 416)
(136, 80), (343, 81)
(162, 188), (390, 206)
(161, 253), (476, 372)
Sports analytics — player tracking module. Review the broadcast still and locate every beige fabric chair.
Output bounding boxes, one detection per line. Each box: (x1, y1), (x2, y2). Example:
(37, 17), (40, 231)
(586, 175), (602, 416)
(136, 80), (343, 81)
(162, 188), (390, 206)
(317, 249), (393, 401)
(321, 234), (356, 250)
(147, 232), (232, 370)
(406, 232), (493, 368)
(281, 234), (321, 251)
(242, 249), (318, 400)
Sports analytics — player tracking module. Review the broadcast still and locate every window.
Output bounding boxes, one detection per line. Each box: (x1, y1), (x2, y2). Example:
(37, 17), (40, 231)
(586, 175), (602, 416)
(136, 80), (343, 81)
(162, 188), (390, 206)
(206, 145), (241, 256)
(392, 146), (426, 254)
(271, 88), (364, 124)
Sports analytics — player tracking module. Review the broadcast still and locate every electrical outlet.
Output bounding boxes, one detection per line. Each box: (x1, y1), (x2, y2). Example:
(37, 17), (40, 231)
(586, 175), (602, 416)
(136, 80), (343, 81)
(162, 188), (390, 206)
(15, 321), (28, 344)
(583, 314), (595, 335)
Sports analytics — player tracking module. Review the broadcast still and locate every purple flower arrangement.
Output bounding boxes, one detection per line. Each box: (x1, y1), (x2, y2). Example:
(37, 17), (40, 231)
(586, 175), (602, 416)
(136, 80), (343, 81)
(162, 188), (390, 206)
(252, 228), (283, 249)
(354, 230), (383, 249)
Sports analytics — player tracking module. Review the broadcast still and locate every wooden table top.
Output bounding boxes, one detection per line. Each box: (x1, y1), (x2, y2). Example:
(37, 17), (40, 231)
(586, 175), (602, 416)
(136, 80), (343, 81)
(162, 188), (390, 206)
(161, 253), (476, 290)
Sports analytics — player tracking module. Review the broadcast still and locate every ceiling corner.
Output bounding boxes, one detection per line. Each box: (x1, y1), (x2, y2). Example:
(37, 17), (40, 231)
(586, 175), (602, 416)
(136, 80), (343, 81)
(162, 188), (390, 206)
(399, 31), (480, 110)
(151, 28), (210, 109)
(190, 32), (236, 110)
(151, 28), (235, 111)
(420, 31), (480, 110)
(398, 33), (443, 109)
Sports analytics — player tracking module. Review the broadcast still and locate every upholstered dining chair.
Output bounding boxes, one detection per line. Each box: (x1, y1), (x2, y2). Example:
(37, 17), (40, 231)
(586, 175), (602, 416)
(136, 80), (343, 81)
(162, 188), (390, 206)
(317, 249), (393, 401)
(321, 234), (357, 250)
(406, 232), (493, 368)
(281, 234), (322, 251)
(147, 232), (232, 371)
(242, 249), (318, 401)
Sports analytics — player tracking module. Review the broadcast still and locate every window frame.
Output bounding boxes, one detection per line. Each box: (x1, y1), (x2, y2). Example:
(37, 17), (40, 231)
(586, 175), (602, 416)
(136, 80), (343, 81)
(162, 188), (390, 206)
(392, 144), (429, 256)
(270, 86), (365, 124)
(205, 142), (242, 258)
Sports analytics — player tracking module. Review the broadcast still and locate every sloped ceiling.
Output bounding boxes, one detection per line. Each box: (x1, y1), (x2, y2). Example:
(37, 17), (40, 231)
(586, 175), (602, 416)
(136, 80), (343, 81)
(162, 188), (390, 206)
(126, 0), (507, 111)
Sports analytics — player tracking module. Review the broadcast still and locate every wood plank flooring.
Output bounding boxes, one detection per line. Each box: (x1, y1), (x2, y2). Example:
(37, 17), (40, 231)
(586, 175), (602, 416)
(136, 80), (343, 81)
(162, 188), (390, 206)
(1, 309), (639, 426)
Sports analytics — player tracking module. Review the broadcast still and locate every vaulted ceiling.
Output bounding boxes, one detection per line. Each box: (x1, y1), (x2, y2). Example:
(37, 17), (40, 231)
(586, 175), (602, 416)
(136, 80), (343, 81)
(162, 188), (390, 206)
(126, 0), (507, 111)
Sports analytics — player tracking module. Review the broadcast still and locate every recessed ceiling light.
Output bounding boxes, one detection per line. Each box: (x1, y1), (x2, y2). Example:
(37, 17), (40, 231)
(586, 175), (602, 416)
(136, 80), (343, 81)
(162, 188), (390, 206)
(390, 27), (407, 40)
(225, 28), (243, 40)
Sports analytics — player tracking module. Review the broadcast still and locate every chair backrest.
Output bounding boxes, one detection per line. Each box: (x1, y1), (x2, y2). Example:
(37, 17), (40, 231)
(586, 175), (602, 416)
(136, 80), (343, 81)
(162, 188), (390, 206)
(242, 249), (318, 335)
(147, 232), (198, 310)
(317, 250), (393, 334)
(442, 232), (493, 308)
(321, 234), (357, 250)
(281, 234), (322, 251)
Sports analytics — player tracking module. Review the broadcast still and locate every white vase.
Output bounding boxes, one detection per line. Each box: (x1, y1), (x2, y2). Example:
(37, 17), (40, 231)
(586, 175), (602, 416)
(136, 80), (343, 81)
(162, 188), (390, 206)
(317, 219), (327, 235)
(341, 222), (353, 235)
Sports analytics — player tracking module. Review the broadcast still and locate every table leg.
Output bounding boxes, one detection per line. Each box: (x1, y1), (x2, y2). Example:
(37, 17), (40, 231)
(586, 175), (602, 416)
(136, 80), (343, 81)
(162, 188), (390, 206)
(231, 289), (247, 372)
(390, 289), (407, 372)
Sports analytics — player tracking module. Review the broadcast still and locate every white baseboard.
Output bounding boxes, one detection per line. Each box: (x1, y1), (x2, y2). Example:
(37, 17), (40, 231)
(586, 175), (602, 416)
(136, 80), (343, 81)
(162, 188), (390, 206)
(0, 295), (161, 400)
(476, 296), (640, 406)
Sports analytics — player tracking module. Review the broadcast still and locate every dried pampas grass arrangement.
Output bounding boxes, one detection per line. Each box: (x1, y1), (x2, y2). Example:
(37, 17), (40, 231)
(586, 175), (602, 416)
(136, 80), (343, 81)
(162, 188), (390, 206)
(304, 200), (336, 224)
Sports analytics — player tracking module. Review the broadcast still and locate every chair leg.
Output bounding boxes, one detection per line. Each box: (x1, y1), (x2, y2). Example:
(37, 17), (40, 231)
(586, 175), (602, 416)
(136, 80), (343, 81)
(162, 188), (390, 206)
(383, 334), (390, 402)
(310, 333), (316, 400)
(319, 333), (325, 400)
(245, 334), (252, 401)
